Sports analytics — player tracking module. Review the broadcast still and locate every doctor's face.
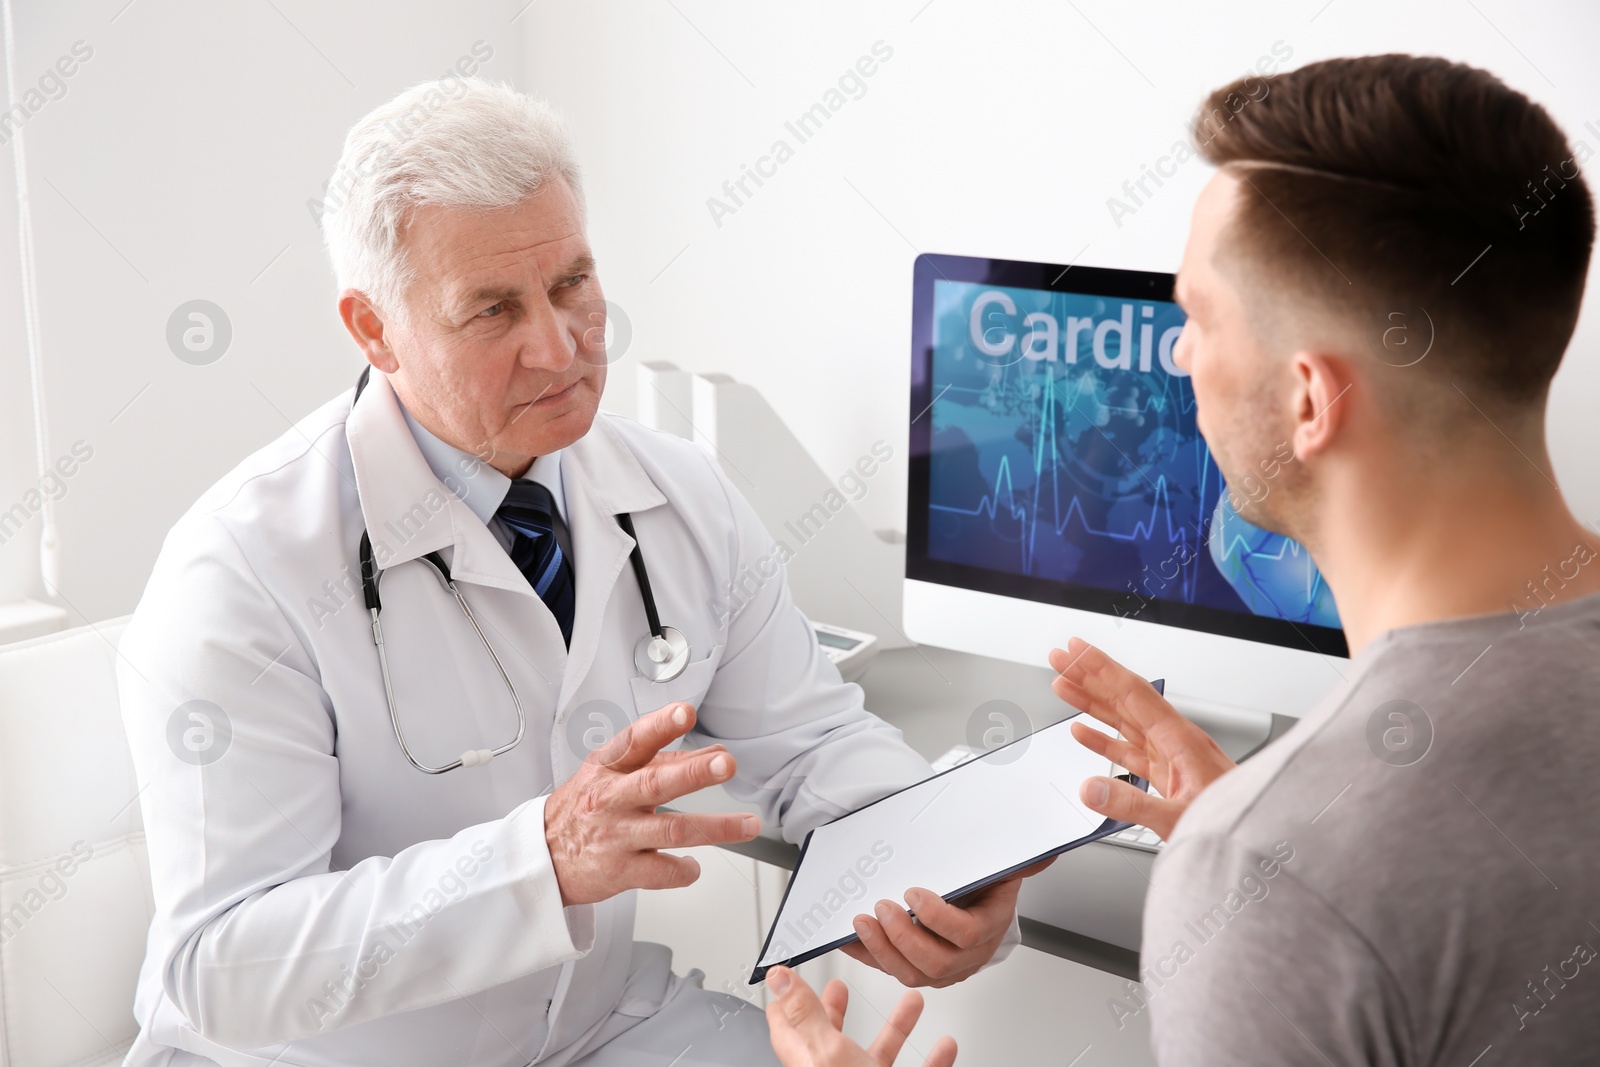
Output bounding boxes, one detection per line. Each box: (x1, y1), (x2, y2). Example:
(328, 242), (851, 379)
(348, 175), (608, 479)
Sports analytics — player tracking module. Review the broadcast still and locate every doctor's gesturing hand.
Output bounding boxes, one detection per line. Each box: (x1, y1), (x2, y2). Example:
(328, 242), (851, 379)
(543, 702), (762, 906)
(1050, 637), (1236, 840)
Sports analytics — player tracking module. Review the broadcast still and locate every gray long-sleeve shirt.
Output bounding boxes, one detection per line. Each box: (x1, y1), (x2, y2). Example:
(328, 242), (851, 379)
(1138, 587), (1600, 1066)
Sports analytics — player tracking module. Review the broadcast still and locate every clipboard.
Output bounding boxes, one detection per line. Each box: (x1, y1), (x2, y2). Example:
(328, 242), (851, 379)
(750, 680), (1161, 983)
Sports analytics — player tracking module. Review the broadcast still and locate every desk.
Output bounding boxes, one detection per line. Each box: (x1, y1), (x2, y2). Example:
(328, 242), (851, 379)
(679, 644), (1293, 982)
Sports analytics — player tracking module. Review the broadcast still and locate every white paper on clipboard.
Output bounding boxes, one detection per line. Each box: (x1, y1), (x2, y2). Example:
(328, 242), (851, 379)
(751, 688), (1160, 983)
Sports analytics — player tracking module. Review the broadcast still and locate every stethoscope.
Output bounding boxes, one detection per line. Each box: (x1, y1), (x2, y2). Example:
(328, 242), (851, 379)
(351, 366), (690, 774)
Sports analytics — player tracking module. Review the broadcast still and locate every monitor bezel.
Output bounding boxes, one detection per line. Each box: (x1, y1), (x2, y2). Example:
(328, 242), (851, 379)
(907, 251), (1348, 660)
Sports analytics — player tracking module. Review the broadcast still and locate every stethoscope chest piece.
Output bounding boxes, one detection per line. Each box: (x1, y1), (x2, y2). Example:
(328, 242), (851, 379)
(634, 625), (689, 682)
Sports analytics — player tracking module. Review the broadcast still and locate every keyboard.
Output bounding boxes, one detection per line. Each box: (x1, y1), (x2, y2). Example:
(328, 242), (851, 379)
(928, 743), (1163, 853)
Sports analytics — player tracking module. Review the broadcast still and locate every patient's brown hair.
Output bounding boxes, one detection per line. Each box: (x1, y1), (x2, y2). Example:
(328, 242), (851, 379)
(1197, 54), (1593, 408)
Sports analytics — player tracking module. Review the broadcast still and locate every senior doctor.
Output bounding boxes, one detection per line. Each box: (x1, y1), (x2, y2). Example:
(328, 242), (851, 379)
(118, 78), (1033, 1067)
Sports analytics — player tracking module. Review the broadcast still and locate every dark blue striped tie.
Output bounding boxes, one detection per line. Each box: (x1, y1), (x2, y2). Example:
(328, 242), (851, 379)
(495, 480), (575, 648)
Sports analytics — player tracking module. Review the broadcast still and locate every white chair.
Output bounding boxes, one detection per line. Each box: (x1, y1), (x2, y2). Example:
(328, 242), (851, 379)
(0, 617), (151, 1066)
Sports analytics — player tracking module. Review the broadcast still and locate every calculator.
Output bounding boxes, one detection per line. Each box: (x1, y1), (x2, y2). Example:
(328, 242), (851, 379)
(810, 622), (879, 683)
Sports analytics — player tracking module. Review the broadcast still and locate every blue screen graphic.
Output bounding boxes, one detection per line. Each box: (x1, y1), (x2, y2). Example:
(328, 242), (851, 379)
(926, 279), (1340, 629)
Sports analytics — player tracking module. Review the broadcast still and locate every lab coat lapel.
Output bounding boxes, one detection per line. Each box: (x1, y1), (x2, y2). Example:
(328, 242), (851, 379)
(556, 414), (667, 711)
(348, 371), (670, 702)
(345, 369), (528, 594)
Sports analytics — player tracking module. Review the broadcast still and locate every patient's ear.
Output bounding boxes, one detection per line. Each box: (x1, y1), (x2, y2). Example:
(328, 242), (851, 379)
(1288, 350), (1356, 461)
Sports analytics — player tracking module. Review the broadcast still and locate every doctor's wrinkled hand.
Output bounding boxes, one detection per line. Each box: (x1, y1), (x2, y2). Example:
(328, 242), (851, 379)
(1050, 637), (1236, 840)
(765, 966), (957, 1067)
(544, 702), (761, 906)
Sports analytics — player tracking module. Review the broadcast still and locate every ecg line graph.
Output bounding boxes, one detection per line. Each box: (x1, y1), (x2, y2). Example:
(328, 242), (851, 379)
(930, 369), (1206, 586)
(928, 363), (1334, 620)
(1210, 507), (1333, 616)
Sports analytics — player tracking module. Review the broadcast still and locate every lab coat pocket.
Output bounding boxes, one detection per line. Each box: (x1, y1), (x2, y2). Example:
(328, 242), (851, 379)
(628, 643), (722, 723)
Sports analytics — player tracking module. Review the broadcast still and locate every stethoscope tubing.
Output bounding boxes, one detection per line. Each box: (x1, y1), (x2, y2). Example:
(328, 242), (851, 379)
(349, 366), (687, 774)
(616, 512), (666, 640)
(361, 530), (528, 774)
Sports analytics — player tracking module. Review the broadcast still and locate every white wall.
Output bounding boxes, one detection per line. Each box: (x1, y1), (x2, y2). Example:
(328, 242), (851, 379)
(4, 0), (1597, 620)
(522, 0), (1600, 541)
(0, 0), (530, 621)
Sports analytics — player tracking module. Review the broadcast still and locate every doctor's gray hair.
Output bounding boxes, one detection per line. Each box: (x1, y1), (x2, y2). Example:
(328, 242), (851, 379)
(317, 77), (586, 327)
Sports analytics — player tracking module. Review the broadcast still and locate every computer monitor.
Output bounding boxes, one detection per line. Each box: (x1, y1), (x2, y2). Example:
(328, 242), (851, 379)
(904, 253), (1349, 719)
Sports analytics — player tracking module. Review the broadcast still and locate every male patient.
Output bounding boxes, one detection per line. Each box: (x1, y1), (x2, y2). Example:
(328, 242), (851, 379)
(765, 53), (1600, 1066)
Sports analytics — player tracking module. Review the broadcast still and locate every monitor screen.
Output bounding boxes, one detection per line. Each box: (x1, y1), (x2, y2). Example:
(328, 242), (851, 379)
(907, 254), (1347, 658)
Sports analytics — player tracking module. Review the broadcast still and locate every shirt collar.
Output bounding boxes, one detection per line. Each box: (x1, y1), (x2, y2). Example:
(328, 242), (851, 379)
(397, 395), (567, 525)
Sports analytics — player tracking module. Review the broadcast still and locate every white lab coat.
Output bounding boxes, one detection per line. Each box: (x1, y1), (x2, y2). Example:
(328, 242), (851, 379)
(117, 371), (1004, 1067)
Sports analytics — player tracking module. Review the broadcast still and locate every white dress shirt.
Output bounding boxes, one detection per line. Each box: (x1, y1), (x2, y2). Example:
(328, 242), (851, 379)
(398, 397), (567, 555)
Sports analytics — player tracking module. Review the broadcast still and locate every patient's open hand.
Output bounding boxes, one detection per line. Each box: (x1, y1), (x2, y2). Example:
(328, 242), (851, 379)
(1050, 637), (1237, 840)
(765, 966), (957, 1067)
